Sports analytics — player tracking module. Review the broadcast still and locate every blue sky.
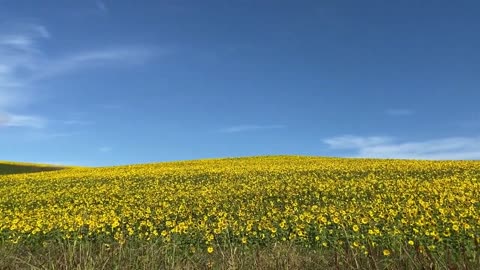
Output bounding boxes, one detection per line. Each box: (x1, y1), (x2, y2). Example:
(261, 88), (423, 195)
(0, 0), (479, 165)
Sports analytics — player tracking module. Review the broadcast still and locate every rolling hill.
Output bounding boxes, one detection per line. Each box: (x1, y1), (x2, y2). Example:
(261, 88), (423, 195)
(0, 161), (67, 175)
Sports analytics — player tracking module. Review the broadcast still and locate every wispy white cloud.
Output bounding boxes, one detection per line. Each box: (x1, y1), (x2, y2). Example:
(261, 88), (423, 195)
(0, 112), (46, 128)
(0, 23), (48, 112)
(0, 23), (49, 50)
(386, 109), (414, 116)
(99, 103), (123, 110)
(0, 22), (156, 130)
(61, 119), (93, 126)
(34, 47), (155, 79)
(324, 135), (393, 149)
(0, 23), (49, 128)
(96, 1), (108, 13)
(324, 135), (480, 160)
(219, 125), (287, 133)
(99, 146), (112, 153)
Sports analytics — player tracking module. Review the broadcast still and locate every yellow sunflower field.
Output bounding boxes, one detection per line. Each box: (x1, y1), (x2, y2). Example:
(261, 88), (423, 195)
(0, 156), (479, 268)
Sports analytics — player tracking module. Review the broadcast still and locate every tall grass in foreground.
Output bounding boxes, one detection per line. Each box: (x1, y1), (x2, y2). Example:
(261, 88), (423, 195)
(1, 239), (479, 269)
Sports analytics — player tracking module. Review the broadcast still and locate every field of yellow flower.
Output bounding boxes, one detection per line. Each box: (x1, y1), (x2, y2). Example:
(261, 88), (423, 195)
(0, 156), (479, 269)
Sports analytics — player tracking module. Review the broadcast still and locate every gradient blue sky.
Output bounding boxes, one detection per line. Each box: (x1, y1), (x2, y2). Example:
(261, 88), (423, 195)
(1, 0), (479, 165)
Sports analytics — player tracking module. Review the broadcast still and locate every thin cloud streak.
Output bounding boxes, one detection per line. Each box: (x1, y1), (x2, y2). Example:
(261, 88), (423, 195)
(0, 23), (48, 111)
(99, 146), (112, 153)
(33, 46), (156, 80)
(219, 125), (287, 133)
(0, 112), (46, 128)
(61, 120), (93, 126)
(96, 1), (108, 13)
(0, 22), (156, 130)
(324, 135), (480, 160)
(386, 109), (414, 116)
(324, 135), (393, 149)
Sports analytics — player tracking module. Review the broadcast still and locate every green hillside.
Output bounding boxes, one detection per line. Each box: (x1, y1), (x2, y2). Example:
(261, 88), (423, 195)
(0, 161), (67, 175)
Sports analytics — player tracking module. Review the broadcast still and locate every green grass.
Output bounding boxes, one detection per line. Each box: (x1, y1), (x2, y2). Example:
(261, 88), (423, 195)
(1, 240), (478, 270)
(0, 161), (67, 175)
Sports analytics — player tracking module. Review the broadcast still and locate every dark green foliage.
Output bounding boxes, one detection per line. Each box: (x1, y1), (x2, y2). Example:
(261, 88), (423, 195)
(0, 163), (65, 175)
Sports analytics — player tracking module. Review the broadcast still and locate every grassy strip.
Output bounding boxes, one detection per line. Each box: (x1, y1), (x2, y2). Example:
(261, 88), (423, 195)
(0, 163), (67, 175)
(1, 240), (479, 270)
